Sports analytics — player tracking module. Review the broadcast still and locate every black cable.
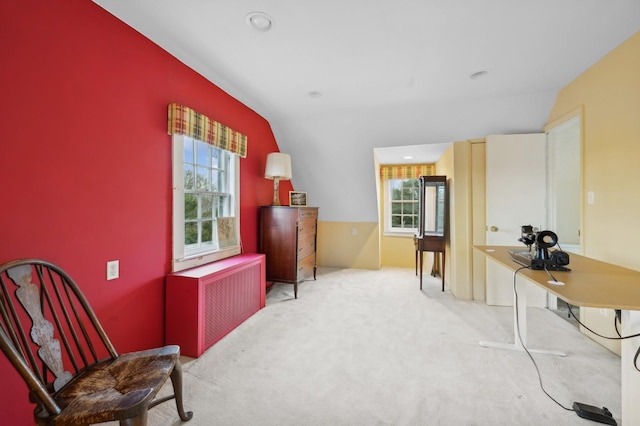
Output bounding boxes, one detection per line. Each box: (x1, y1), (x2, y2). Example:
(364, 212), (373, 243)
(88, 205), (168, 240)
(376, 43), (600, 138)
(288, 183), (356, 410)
(512, 267), (576, 412)
(543, 264), (559, 283)
(566, 302), (640, 372)
(566, 304), (640, 341)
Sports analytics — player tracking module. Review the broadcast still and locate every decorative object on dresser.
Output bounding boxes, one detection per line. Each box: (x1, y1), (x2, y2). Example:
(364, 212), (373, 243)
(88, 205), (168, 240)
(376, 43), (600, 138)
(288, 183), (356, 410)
(264, 152), (292, 206)
(289, 191), (307, 206)
(0, 259), (192, 425)
(165, 253), (266, 358)
(414, 175), (448, 291)
(260, 206), (318, 298)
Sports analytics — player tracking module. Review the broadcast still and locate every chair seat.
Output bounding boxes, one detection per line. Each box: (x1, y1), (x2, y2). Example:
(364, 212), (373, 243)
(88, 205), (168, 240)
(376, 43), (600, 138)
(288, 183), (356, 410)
(49, 345), (180, 425)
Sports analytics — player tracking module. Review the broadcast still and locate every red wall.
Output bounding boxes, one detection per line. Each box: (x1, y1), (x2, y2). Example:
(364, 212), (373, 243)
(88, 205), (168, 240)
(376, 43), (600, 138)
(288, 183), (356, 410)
(0, 1), (292, 423)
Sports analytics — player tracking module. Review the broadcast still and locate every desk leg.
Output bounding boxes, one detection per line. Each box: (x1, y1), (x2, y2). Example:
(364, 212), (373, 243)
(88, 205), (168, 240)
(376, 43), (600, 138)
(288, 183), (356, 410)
(479, 285), (566, 357)
(441, 251), (445, 292)
(419, 250), (424, 290)
(621, 310), (640, 424)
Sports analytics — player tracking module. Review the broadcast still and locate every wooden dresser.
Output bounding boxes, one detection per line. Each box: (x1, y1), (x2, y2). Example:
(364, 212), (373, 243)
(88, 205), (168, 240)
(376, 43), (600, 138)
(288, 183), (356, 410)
(259, 206), (318, 298)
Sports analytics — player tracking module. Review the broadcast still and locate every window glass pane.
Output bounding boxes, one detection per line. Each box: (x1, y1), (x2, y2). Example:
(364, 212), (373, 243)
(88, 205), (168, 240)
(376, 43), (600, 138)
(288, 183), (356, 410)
(184, 165), (195, 190)
(402, 202), (414, 214)
(405, 180), (418, 200)
(212, 148), (222, 168)
(212, 170), (221, 192)
(391, 202), (401, 214)
(196, 140), (211, 166)
(217, 196), (228, 217)
(402, 216), (414, 228)
(185, 194), (197, 220)
(196, 166), (211, 190)
(201, 220), (213, 245)
(391, 215), (401, 227)
(220, 167), (227, 192)
(184, 140), (194, 164)
(185, 222), (197, 245)
(390, 181), (402, 200)
(201, 194), (213, 219)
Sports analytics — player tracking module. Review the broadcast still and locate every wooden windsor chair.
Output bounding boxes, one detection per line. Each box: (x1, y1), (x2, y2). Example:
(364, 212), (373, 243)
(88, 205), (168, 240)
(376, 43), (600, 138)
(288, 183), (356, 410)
(0, 259), (193, 425)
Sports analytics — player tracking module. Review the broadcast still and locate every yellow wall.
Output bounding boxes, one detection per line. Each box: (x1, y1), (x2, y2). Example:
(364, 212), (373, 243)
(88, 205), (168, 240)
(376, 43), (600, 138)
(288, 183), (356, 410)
(316, 221), (380, 269)
(381, 234), (421, 268)
(546, 30), (640, 354)
(437, 141), (474, 300)
(470, 141), (487, 301)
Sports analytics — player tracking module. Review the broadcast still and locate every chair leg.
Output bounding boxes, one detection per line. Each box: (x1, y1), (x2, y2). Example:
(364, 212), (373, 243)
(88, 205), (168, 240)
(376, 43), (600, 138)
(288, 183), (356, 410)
(171, 360), (194, 421)
(120, 410), (148, 426)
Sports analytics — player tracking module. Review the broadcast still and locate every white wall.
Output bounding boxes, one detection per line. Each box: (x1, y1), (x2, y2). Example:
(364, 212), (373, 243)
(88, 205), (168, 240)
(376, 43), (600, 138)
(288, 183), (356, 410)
(271, 91), (556, 222)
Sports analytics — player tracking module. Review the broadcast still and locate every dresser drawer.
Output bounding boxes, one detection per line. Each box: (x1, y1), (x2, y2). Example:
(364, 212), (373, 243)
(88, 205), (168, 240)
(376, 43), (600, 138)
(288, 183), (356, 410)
(297, 235), (316, 259)
(297, 253), (316, 281)
(298, 218), (317, 238)
(299, 208), (318, 220)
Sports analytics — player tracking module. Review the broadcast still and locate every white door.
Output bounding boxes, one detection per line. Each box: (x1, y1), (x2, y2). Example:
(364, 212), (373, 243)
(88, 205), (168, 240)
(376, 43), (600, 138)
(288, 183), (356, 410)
(485, 134), (548, 307)
(546, 116), (582, 310)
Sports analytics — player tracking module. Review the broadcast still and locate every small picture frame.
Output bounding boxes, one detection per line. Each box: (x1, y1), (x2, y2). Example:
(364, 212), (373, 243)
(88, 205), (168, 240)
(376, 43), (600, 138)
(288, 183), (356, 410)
(217, 217), (238, 248)
(289, 191), (308, 207)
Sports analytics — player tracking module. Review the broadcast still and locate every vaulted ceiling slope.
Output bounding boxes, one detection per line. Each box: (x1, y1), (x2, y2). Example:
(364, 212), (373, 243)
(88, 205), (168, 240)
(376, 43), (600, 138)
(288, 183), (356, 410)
(94, 1), (640, 222)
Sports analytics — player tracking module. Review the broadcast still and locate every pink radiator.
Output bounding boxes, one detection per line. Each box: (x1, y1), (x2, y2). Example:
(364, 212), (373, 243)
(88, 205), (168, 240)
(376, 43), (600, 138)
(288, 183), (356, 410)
(165, 253), (266, 357)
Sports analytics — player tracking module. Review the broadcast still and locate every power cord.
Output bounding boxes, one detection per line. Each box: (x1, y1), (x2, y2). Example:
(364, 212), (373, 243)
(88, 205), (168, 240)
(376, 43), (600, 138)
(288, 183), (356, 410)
(565, 300), (640, 372)
(514, 265), (626, 424)
(512, 266), (576, 412)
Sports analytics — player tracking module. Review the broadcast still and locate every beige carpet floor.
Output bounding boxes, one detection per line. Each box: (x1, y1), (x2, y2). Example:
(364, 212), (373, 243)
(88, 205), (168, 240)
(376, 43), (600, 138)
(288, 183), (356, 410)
(140, 266), (621, 425)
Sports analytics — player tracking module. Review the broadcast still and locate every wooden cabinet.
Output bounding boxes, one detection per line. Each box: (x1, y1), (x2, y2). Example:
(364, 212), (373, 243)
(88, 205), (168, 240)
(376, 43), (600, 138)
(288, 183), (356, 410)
(415, 175), (448, 291)
(259, 206), (318, 298)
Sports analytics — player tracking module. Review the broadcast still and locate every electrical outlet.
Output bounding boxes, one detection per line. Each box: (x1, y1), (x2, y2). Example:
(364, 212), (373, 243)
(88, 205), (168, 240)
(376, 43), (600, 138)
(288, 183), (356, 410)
(106, 260), (119, 280)
(351, 227), (357, 236)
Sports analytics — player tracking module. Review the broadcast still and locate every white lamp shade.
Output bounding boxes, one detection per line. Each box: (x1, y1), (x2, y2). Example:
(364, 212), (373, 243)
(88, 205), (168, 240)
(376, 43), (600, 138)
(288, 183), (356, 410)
(265, 152), (292, 180)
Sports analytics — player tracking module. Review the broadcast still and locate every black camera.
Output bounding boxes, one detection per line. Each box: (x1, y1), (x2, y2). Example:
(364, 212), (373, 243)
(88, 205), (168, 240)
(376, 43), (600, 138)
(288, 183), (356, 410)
(518, 225), (570, 271)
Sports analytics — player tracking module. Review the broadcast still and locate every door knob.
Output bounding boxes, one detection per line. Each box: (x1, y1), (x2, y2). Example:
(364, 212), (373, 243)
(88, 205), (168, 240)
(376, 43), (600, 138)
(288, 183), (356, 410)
(489, 226), (499, 232)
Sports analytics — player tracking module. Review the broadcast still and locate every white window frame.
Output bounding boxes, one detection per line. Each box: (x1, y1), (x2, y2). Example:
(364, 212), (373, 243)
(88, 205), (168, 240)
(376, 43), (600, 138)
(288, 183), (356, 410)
(171, 134), (241, 272)
(384, 178), (419, 237)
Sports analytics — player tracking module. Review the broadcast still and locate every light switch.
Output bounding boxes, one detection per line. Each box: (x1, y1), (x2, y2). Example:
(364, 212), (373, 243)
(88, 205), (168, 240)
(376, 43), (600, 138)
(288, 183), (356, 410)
(587, 191), (595, 205)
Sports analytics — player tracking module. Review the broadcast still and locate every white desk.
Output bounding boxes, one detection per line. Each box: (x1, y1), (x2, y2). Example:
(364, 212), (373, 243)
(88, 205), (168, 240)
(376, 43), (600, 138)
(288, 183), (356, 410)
(475, 245), (640, 425)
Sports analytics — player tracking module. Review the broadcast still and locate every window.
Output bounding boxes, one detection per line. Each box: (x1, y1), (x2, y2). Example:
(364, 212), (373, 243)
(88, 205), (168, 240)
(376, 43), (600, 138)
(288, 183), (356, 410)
(385, 178), (419, 235)
(172, 135), (240, 271)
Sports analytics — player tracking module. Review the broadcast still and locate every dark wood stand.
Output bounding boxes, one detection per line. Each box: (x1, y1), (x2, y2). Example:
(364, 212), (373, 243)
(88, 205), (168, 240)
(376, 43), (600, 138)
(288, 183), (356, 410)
(414, 236), (445, 291)
(415, 175), (448, 291)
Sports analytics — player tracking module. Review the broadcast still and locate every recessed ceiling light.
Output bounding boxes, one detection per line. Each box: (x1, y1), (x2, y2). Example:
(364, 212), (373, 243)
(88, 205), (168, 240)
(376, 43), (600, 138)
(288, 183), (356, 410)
(308, 91), (322, 98)
(470, 70), (489, 80)
(403, 155), (414, 160)
(245, 12), (273, 32)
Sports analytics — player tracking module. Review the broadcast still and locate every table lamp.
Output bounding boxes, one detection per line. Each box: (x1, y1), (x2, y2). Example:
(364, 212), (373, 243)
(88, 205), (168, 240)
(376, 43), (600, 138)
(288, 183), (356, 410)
(265, 152), (292, 206)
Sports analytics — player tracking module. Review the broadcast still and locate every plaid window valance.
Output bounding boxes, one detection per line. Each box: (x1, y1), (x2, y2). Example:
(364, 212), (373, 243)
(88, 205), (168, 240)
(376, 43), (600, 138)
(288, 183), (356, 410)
(380, 164), (435, 180)
(167, 103), (248, 158)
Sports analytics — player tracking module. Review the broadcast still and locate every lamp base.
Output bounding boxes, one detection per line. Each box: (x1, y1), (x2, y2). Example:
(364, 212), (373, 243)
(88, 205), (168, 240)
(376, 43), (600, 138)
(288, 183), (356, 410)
(272, 178), (281, 206)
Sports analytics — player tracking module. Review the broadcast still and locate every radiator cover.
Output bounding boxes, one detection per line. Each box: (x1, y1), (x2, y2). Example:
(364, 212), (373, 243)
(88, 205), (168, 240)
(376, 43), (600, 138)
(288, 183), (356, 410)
(165, 253), (266, 357)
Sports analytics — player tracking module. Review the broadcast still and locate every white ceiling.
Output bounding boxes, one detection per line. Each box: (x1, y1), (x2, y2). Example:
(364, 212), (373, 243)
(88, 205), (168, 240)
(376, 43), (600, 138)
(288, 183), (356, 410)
(93, 0), (640, 221)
